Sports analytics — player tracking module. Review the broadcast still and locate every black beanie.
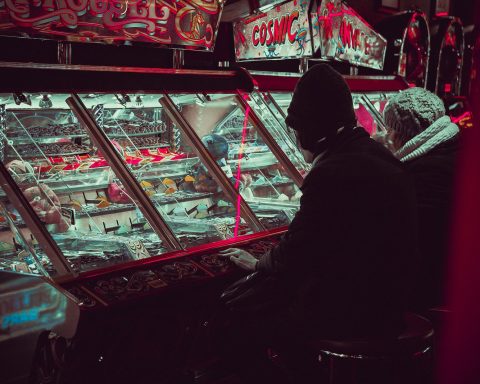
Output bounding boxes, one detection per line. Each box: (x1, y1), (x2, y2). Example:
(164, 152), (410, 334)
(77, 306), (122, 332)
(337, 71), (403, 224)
(286, 64), (357, 151)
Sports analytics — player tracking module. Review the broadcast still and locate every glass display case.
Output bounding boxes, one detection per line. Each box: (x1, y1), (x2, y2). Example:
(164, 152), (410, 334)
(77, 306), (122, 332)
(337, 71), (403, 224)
(166, 93), (302, 230)
(0, 63), (301, 286)
(0, 93), (174, 276)
(0, 63), (410, 311)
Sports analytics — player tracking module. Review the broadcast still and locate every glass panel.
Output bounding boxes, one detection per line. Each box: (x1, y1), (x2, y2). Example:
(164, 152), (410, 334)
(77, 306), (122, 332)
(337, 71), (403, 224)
(0, 192), (51, 276)
(363, 92), (398, 133)
(0, 93), (169, 275)
(169, 94), (301, 230)
(79, 94), (252, 243)
(365, 93), (394, 116)
(269, 92), (292, 117)
(248, 92), (310, 177)
(268, 91), (388, 137)
(353, 94), (380, 136)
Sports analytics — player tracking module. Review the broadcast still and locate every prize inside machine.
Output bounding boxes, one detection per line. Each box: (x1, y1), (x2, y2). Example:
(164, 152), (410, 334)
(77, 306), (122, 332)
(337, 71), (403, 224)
(248, 73), (408, 139)
(376, 10), (431, 88)
(164, 93), (304, 228)
(0, 181), (54, 276)
(0, 85), (304, 284)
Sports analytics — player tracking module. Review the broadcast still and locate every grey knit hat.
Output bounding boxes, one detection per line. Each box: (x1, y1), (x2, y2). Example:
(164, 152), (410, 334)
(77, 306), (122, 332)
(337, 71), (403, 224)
(383, 87), (446, 141)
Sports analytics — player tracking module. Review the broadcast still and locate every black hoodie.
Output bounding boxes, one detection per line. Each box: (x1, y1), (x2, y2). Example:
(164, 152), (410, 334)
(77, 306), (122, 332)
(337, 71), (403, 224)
(258, 127), (418, 338)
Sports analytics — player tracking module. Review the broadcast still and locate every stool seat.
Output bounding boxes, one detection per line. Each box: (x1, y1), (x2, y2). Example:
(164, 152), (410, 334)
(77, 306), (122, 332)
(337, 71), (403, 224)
(309, 313), (434, 359)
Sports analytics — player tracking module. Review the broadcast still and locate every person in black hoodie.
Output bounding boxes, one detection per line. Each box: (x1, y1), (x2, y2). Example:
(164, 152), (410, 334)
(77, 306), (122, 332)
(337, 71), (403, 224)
(382, 87), (460, 311)
(217, 64), (418, 384)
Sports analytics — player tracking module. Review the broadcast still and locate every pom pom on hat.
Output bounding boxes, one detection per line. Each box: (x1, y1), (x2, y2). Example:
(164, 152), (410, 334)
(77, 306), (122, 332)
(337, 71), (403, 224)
(383, 87), (446, 141)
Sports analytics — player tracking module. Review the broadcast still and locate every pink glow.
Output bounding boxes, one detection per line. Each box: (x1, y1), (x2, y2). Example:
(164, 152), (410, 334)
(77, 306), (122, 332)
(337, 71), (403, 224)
(452, 111), (473, 124)
(234, 99), (250, 237)
(438, 32), (480, 383)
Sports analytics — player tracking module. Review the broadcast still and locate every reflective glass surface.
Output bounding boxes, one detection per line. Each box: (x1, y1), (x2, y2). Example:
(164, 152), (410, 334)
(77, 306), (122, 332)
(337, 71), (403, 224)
(0, 192), (49, 276)
(169, 94), (301, 230)
(80, 93), (255, 243)
(363, 92), (398, 132)
(249, 92), (310, 177)
(0, 93), (169, 274)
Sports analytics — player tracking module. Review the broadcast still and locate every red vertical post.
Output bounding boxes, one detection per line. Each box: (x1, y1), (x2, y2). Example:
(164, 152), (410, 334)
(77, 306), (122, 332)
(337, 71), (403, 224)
(438, 3), (480, 383)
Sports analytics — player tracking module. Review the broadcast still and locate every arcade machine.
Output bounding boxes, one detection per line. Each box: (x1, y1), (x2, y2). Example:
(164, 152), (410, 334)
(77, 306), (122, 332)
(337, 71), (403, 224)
(0, 268), (79, 384)
(0, 63), (305, 280)
(376, 10), (431, 88)
(428, 16), (465, 100)
(0, 1), (309, 381)
(232, 0), (410, 139)
(427, 16), (471, 128)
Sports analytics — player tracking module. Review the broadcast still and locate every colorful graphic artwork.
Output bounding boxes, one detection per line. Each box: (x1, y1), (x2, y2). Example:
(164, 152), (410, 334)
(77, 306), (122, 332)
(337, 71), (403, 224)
(0, 1), (223, 50)
(233, 0), (313, 61)
(311, 0), (387, 70)
(234, 0), (386, 70)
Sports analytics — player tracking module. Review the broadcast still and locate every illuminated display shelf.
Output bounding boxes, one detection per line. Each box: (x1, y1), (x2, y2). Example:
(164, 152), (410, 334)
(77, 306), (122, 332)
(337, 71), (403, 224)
(0, 59), (410, 312)
(0, 63), (302, 307)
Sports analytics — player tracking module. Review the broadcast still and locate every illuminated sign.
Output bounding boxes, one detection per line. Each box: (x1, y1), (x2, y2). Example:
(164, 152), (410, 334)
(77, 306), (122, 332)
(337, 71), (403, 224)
(0, 1), (223, 50)
(0, 283), (66, 341)
(233, 0), (312, 61)
(234, 0), (386, 70)
(311, 0), (387, 70)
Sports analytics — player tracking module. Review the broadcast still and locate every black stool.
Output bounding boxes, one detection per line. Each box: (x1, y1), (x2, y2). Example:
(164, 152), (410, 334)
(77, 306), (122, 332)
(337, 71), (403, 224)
(310, 313), (434, 384)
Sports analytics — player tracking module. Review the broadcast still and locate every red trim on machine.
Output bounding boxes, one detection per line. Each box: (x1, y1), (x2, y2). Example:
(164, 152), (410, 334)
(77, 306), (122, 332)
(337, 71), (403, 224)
(252, 72), (409, 92)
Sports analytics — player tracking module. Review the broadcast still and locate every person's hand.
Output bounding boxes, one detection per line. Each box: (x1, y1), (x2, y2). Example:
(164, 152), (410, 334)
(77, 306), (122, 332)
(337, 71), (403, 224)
(219, 248), (258, 271)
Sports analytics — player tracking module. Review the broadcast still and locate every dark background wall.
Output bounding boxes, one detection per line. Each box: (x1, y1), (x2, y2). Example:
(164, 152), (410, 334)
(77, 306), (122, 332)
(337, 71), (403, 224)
(347, 0), (431, 25)
(0, 0), (476, 68)
(346, 0), (474, 26)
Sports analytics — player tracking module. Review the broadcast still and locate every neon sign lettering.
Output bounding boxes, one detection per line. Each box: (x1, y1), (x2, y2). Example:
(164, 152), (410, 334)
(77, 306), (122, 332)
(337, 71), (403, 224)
(234, 0), (312, 61)
(251, 12), (299, 47)
(340, 17), (367, 53)
(0, 0), (221, 50)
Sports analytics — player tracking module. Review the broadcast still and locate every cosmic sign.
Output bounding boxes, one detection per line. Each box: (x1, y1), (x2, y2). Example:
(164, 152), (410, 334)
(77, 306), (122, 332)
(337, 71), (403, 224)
(0, 0), (223, 50)
(233, 0), (312, 61)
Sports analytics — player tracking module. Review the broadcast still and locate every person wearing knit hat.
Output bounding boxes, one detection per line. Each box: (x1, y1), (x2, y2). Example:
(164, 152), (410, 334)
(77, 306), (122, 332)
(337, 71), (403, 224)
(216, 64), (418, 383)
(383, 87), (459, 162)
(285, 64), (358, 159)
(383, 87), (460, 311)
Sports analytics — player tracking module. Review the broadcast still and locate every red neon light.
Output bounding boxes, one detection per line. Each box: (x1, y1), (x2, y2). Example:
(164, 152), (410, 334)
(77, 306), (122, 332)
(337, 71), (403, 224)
(234, 101), (251, 237)
(436, 12), (449, 17)
(452, 111), (473, 124)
